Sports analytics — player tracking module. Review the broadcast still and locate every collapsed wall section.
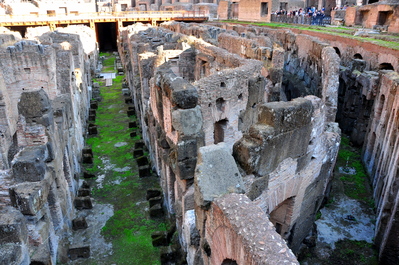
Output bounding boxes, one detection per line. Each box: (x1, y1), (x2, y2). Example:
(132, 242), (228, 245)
(0, 26), (97, 264)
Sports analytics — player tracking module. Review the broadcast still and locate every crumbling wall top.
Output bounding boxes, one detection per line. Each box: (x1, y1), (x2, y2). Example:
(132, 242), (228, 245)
(207, 193), (299, 265)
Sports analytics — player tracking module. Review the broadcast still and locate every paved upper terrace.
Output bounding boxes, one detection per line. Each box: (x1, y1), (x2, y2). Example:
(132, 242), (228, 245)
(0, 10), (208, 29)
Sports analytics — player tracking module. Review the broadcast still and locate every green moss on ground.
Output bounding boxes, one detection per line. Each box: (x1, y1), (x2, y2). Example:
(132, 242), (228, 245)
(336, 135), (374, 207)
(83, 54), (163, 264)
(323, 240), (378, 265)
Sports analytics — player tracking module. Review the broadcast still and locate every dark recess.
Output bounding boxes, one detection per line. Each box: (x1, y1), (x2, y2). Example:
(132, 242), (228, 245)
(96, 22), (117, 51)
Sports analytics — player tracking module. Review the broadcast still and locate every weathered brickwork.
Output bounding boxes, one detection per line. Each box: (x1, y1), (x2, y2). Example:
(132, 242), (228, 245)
(118, 21), (341, 264)
(0, 26), (97, 264)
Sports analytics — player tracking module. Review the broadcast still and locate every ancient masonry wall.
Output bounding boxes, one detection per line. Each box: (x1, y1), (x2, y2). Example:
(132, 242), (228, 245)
(362, 70), (399, 264)
(118, 21), (341, 264)
(0, 26), (97, 264)
(217, 23), (399, 264)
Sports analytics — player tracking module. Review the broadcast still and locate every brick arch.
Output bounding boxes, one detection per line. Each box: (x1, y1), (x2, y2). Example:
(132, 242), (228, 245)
(210, 225), (246, 265)
(205, 194), (299, 265)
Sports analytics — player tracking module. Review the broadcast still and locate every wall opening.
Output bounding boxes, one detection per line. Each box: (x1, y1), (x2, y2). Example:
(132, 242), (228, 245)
(221, 259), (238, 265)
(333, 47), (341, 57)
(214, 119), (228, 144)
(377, 11), (392, 25)
(96, 22), (118, 51)
(269, 196), (295, 239)
(7, 133), (19, 167)
(200, 60), (207, 78)
(216, 97), (226, 111)
(354, 53), (363, 59)
(47, 10), (56, 17)
(261, 2), (268, 17)
(379, 63), (394, 71)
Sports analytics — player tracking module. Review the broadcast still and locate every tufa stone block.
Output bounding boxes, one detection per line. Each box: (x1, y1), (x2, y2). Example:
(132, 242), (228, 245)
(149, 196), (163, 208)
(74, 197), (93, 210)
(68, 246), (90, 260)
(72, 217), (88, 231)
(195, 143), (245, 208)
(149, 204), (164, 218)
(0, 207), (28, 244)
(138, 165), (151, 178)
(78, 188), (91, 197)
(133, 149), (144, 158)
(9, 180), (50, 215)
(146, 189), (162, 200)
(12, 145), (48, 182)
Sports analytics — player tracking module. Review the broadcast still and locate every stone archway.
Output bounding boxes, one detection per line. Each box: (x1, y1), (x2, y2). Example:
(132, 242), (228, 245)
(222, 258), (238, 265)
(269, 196), (295, 239)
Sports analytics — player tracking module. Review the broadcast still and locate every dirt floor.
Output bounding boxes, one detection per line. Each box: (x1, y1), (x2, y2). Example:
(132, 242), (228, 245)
(67, 54), (164, 265)
(300, 136), (378, 265)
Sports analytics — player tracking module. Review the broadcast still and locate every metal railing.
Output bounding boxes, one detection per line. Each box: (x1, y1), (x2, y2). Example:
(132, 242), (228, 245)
(271, 14), (331, 26)
(0, 10), (208, 23)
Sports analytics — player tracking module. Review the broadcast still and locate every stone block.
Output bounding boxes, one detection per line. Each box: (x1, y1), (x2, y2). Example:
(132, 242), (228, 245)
(176, 139), (197, 161)
(0, 207), (28, 244)
(350, 59), (366, 72)
(90, 100), (98, 109)
(158, 68), (198, 109)
(9, 180), (50, 216)
(150, 204), (164, 218)
(136, 156), (149, 167)
(246, 176), (269, 200)
(177, 158), (197, 180)
(83, 172), (95, 179)
(127, 109), (135, 116)
(171, 106), (202, 136)
(82, 147), (93, 156)
(122, 88), (130, 95)
(149, 196), (163, 208)
(78, 188), (91, 197)
(68, 246), (90, 260)
(129, 121), (137, 128)
(18, 89), (53, 126)
(194, 143), (245, 208)
(88, 124), (98, 135)
(130, 131), (137, 138)
(88, 114), (96, 121)
(12, 145), (48, 182)
(134, 140), (145, 149)
(151, 231), (168, 247)
(125, 97), (133, 104)
(0, 243), (30, 265)
(160, 245), (179, 264)
(74, 197), (93, 210)
(183, 186), (195, 212)
(133, 149), (144, 158)
(146, 189), (162, 200)
(258, 98), (313, 133)
(82, 154), (93, 164)
(268, 67), (283, 84)
(89, 109), (96, 116)
(138, 165), (151, 178)
(81, 181), (90, 189)
(72, 217), (88, 231)
(29, 238), (52, 265)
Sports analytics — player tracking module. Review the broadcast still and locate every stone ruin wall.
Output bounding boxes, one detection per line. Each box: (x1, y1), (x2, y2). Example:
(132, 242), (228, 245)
(118, 21), (341, 264)
(0, 26), (97, 264)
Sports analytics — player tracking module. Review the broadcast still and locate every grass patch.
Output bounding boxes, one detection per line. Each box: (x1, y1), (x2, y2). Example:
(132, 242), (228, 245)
(336, 135), (374, 207)
(82, 54), (162, 264)
(219, 20), (399, 50)
(324, 240), (378, 265)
